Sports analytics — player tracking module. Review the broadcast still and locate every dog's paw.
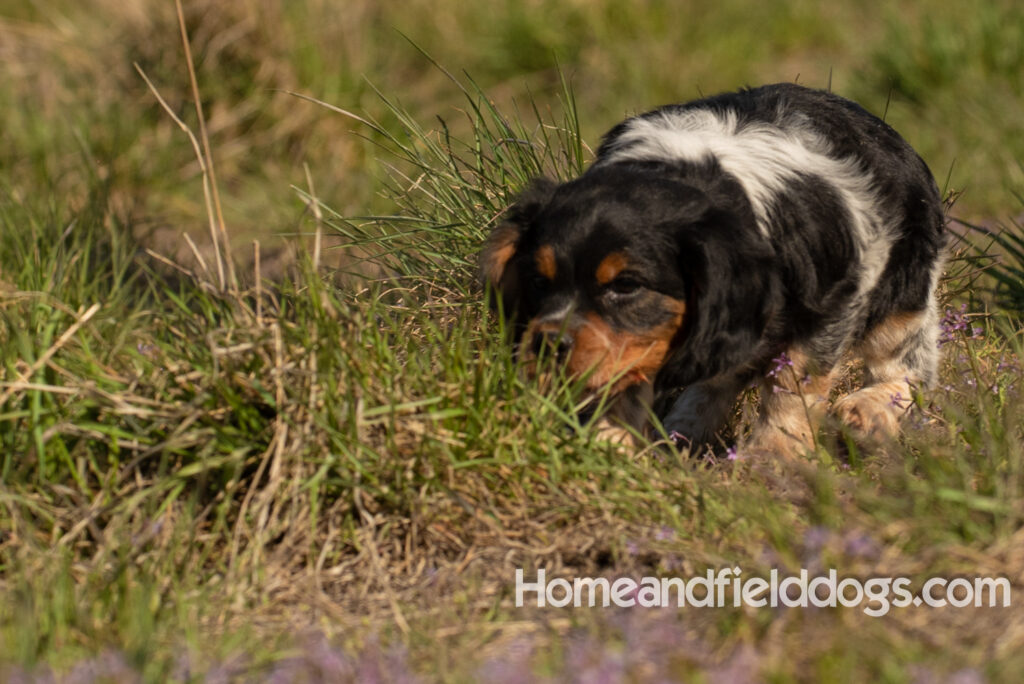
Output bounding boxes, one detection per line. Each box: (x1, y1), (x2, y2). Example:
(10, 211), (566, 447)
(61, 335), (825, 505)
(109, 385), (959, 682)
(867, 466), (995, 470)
(592, 419), (641, 447)
(744, 425), (814, 459)
(832, 389), (901, 440)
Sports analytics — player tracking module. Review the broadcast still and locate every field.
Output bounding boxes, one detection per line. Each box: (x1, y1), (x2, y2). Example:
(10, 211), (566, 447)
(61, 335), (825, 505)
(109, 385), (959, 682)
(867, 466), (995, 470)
(2, 0), (1024, 681)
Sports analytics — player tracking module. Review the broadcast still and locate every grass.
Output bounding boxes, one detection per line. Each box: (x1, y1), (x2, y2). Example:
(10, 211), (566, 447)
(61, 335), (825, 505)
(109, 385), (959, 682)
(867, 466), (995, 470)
(2, 0), (1024, 681)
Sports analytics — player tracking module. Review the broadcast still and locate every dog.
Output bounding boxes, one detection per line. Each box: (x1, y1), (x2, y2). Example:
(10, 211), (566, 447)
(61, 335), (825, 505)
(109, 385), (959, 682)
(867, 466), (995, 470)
(480, 83), (946, 454)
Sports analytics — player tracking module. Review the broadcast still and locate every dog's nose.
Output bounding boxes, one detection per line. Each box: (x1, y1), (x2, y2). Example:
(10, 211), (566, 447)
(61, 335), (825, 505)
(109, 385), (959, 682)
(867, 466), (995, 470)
(531, 329), (573, 361)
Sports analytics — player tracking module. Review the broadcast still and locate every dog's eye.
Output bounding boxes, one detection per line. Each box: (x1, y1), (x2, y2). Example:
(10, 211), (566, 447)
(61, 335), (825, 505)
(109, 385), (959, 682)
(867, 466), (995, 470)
(605, 276), (644, 297)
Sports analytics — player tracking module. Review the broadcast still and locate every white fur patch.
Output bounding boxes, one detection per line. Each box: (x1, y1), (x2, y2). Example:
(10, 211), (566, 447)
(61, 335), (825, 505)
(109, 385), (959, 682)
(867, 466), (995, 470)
(600, 107), (895, 300)
(534, 299), (576, 325)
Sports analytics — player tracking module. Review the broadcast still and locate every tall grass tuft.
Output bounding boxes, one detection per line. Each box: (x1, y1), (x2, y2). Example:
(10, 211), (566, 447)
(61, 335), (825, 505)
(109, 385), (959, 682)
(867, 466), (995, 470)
(293, 61), (587, 287)
(966, 208), (1024, 316)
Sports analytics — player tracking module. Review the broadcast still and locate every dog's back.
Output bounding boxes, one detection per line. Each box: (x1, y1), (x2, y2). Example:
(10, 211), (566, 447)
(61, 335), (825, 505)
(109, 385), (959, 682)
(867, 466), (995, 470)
(595, 83), (945, 373)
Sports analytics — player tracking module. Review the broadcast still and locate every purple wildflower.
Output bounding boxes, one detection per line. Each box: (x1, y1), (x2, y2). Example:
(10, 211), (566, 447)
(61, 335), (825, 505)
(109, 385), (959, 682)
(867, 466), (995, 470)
(803, 525), (831, 550)
(565, 633), (626, 684)
(766, 351), (794, 378)
(843, 531), (880, 559)
(725, 445), (740, 461)
(668, 430), (690, 447)
(946, 668), (986, 684)
(997, 356), (1022, 373)
(59, 652), (140, 684)
(939, 303), (984, 346)
(706, 645), (759, 684)
(476, 639), (535, 684)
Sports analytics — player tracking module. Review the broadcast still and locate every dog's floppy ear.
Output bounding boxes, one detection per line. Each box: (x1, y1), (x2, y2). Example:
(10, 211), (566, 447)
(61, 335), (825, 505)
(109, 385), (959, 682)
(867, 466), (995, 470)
(658, 207), (780, 388)
(479, 177), (557, 314)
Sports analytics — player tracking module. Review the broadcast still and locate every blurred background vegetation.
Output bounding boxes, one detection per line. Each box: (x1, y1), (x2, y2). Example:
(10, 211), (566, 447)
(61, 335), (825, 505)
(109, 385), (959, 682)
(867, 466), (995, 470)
(2, 1), (1024, 680)
(2, 0), (1022, 275)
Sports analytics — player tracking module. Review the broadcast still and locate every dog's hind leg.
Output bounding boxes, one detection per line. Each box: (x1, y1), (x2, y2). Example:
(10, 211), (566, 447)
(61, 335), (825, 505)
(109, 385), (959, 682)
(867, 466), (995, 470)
(832, 307), (939, 439)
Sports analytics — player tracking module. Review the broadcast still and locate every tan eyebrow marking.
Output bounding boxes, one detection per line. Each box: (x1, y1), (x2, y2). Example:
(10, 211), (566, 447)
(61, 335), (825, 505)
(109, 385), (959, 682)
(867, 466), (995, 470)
(535, 244), (557, 280)
(595, 252), (629, 285)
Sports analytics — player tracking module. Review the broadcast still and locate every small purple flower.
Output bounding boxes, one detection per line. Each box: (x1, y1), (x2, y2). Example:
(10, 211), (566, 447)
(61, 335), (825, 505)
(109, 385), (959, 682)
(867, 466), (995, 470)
(423, 567), (439, 586)
(939, 303), (984, 346)
(130, 516), (164, 546)
(669, 431), (690, 447)
(997, 356), (1022, 373)
(945, 668), (986, 684)
(655, 525), (675, 541)
(64, 651), (139, 684)
(843, 531), (880, 559)
(889, 392), (904, 408)
(476, 639), (535, 684)
(766, 352), (794, 378)
(804, 525), (831, 550)
(706, 645), (759, 684)
(725, 445), (740, 461)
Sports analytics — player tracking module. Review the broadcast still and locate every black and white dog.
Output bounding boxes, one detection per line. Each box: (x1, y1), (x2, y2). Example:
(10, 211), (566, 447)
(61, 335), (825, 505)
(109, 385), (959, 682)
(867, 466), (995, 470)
(481, 83), (946, 454)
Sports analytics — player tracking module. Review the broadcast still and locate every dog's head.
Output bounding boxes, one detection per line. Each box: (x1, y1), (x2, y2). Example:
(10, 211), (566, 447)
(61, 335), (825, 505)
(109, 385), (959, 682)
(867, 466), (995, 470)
(481, 161), (778, 397)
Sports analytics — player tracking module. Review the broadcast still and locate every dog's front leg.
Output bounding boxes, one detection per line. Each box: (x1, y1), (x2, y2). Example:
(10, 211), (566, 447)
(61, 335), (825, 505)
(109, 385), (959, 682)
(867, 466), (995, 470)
(592, 381), (654, 445)
(661, 372), (747, 448)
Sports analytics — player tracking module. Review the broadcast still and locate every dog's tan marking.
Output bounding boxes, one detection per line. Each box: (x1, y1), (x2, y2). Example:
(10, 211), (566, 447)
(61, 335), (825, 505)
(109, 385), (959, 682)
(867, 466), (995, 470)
(519, 296), (686, 394)
(535, 244), (557, 281)
(832, 310), (929, 440)
(860, 311), (925, 358)
(480, 222), (521, 285)
(568, 298), (685, 391)
(595, 252), (629, 285)
(749, 348), (836, 457)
